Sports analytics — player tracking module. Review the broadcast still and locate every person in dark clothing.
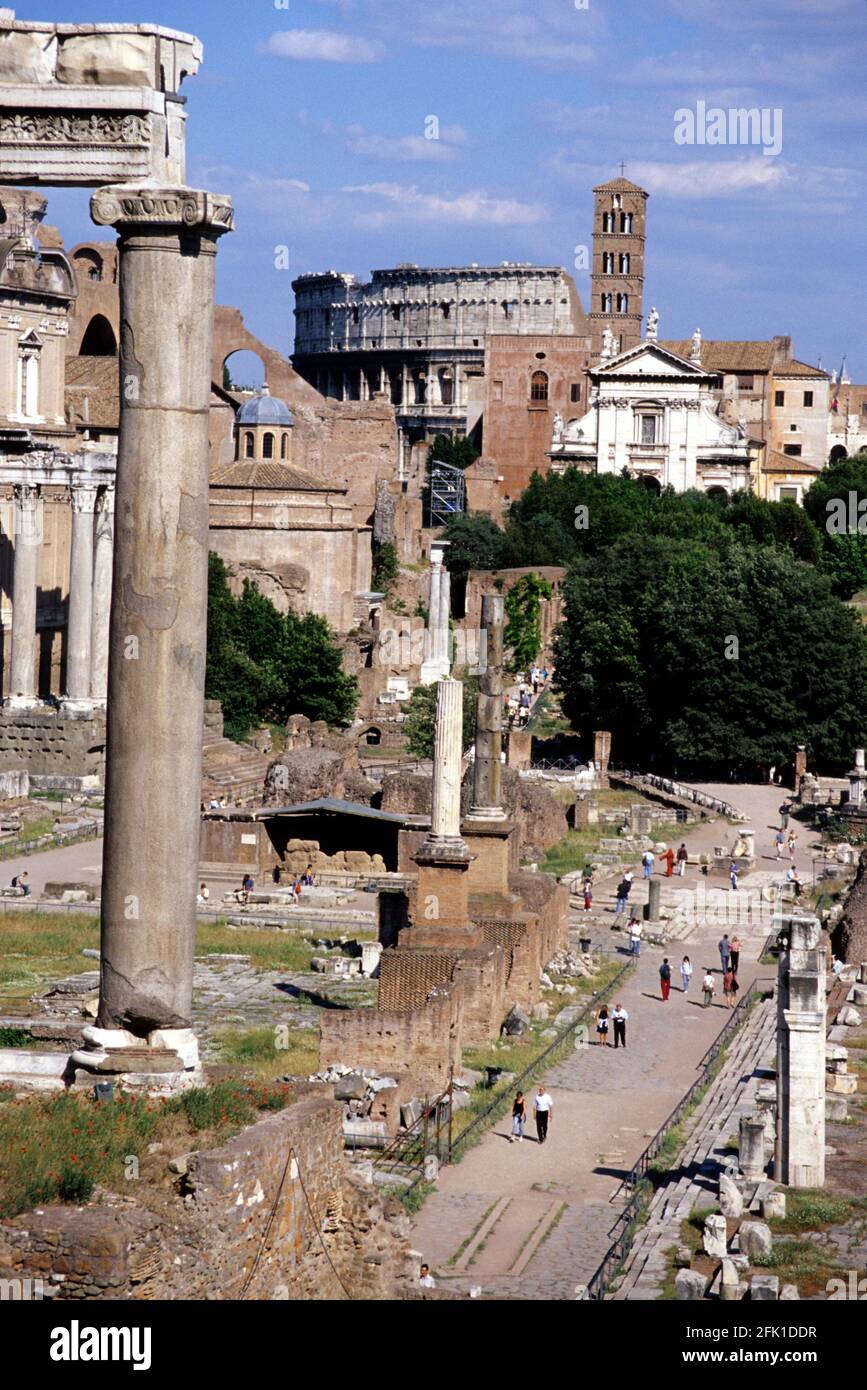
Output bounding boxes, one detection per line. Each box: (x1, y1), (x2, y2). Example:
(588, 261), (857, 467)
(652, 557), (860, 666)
(659, 957), (672, 1002)
(615, 872), (634, 916)
(534, 1086), (553, 1144)
(611, 1003), (628, 1049)
(509, 1091), (526, 1143)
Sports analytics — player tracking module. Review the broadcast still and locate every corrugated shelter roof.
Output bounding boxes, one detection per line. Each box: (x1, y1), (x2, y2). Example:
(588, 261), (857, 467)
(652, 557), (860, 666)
(256, 797), (407, 824)
(210, 459), (338, 491)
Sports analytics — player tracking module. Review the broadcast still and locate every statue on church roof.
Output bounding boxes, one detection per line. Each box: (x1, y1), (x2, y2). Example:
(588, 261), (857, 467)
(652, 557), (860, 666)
(646, 306), (659, 342)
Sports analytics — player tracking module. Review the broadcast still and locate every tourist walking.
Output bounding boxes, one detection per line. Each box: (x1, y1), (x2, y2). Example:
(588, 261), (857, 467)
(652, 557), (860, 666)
(702, 970), (716, 1008)
(659, 957), (672, 1002)
(659, 845), (675, 877)
(729, 861), (740, 891)
(509, 1091), (526, 1143)
(615, 872), (634, 917)
(729, 935), (741, 976)
(779, 801), (791, 829)
(628, 916), (642, 957)
(595, 1005), (610, 1046)
(611, 1003), (628, 1049)
(676, 843), (688, 876)
(680, 955), (693, 994)
(583, 874), (593, 912)
(774, 828), (785, 860)
(718, 933), (731, 973)
(787, 830), (797, 861)
(642, 848), (655, 880)
(723, 967), (739, 1009)
(534, 1086), (553, 1145)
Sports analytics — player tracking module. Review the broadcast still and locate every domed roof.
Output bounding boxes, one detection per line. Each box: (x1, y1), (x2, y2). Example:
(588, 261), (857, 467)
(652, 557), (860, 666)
(235, 385), (293, 427)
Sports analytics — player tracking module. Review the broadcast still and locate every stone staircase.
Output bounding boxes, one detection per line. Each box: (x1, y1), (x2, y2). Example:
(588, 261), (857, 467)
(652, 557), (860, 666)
(201, 726), (270, 805)
(612, 993), (777, 1299)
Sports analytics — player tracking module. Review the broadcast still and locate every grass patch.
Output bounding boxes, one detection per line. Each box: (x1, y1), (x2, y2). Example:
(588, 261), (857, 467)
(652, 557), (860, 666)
(0, 909), (336, 1004)
(751, 1238), (841, 1295)
(0, 1026), (30, 1047)
(0, 1080), (294, 1218)
(767, 1189), (867, 1233)
(540, 810), (682, 878)
(215, 1024), (320, 1080)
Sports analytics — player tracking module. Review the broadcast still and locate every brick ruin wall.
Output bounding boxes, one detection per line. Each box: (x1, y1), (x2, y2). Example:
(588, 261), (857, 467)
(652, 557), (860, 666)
(319, 986), (462, 1094)
(0, 709), (106, 784)
(0, 1097), (418, 1300)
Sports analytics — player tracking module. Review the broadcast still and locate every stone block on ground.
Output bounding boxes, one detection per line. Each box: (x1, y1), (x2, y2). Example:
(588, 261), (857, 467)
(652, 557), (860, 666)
(780, 1284), (799, 1300)
(836, 1005), (862, 1027)
(761, 1191), (786, 1220)
(739, 1220), (772, 1260)
(825, 1096), (849, 1122)
(749, 1274), (779, 1301)
(719, 1173), (744, 1218)
(675, 1269), (708, 1301)
(334, 1072), (369, 1101)
(702, 1213), (728, 1260)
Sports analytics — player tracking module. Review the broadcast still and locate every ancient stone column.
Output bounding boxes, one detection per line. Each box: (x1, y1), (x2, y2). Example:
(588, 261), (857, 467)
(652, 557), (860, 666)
(646, 877), (661, 923)
(89, 487), (114, 706)
(7, 483), (41, 709)
(90, 186), (232, 1036)
(774, 912), (826, 1188)
(469, 595), (505, 820)
(437, 564), (451, 671)
(428, 678), (464, 846)
(420, 547), (443, 684)
(63, 482), (98, 714)
(411, 678), (479, 947)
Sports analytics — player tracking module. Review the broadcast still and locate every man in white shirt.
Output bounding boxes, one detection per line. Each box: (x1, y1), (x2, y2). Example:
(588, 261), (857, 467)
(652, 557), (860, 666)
(534, 1085), (553, 1145)
(611, 1003), (628, 1049)
(419, 1263), (435, 1289)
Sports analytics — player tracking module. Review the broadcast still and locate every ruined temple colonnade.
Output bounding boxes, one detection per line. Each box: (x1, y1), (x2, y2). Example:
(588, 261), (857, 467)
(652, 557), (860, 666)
(3, 460), (116, 713)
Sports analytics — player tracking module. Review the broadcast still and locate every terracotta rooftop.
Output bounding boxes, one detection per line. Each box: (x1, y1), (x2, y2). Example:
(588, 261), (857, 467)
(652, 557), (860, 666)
(659, 340), (778, 372)
(64, 354), (119, 430)
(762, 448), (822, 476)
(593, 177), (648, 195)
(210, 459), (339, 491)
(772, 358), (828, 379)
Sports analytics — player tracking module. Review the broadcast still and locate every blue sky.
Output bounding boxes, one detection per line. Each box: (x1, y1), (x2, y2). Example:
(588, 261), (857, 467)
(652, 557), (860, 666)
(43, 0), (867, 378)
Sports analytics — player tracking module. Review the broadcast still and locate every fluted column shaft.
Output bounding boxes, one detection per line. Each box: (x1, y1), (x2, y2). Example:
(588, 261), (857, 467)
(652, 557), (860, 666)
(430, 677), (463, 842)
(470, 594), (506, 818)
(90, 487), (114, 704)
(7, 483), (41, 707)
(64, 483), (98, 709)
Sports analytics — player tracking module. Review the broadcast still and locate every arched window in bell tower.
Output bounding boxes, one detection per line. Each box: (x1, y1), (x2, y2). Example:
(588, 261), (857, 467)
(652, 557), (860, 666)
(244, 431), (254, 459)
(262, 432), (275, 459)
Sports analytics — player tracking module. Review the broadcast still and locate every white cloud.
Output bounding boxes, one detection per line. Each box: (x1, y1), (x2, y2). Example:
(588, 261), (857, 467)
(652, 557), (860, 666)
(344, 122), (469, 163)
(628, 158), (791, 198)
(340, 181), (547, 227)
(259, 29), (386, 64)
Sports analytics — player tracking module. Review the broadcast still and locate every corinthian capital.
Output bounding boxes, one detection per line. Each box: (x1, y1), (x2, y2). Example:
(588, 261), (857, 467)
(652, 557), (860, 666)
(90, 185), (234, 237)
(71, 485), (100, 515)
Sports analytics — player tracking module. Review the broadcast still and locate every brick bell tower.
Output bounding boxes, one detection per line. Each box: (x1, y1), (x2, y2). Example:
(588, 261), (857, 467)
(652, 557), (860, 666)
(589, 172), (648, 361)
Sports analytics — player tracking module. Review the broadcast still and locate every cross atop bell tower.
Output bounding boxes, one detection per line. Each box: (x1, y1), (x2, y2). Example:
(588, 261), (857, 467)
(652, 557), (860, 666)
(589, 172), (648, 362)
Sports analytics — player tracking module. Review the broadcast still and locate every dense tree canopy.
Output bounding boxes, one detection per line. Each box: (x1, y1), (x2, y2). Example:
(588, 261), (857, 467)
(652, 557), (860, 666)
(206, 553), (358, 740)
(553, 534), (867, 773)
(804, 453), (867, 597)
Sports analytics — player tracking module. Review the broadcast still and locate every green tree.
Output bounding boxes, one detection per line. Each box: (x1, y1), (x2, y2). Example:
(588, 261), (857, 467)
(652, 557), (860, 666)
(553, 534), (867, 773)
(371, 540), (399, 594)
(402, 675), (478, 759)
(504, 572), (553, 673)
(428, 434), (480, 471)
(805, 454), (867, 597)
(206, 553), (357, 739)
(440, 512), (507, 583)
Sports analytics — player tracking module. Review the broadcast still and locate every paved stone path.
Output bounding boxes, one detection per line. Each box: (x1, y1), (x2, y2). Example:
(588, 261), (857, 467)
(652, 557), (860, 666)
(410, 783), (791, 1299)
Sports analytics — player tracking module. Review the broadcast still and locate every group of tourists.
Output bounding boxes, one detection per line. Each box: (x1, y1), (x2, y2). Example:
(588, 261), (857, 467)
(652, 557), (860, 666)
(508, 1084), (553, 1144)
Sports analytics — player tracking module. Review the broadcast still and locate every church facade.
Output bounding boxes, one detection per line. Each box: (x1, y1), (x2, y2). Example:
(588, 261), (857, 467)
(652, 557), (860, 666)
(548, 332), (754, 496)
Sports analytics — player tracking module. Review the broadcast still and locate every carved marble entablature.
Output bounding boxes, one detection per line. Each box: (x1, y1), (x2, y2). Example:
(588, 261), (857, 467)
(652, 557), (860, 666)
(0, 20), (202, 186)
